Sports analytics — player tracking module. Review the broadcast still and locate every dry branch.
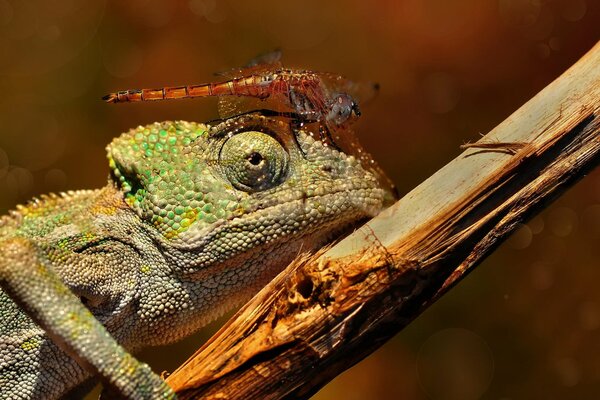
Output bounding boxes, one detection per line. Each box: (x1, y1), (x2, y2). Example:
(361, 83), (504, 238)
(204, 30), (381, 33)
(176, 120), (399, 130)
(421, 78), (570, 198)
(165, 42), (600, 399)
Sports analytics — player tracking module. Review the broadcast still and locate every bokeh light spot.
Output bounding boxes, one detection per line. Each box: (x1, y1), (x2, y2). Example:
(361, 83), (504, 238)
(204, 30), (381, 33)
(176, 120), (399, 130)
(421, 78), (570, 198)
(528, 215), (544, 234)
(554, 357), (580, 387)
(3, 167), (34, 201)
(560, 0), (587, 22)
(535, 42), (551, 59)
(507, 223), (533, 249)
(254, 1), (332, 49)
(547, 206), (578, 237)
(189, 0), (215, 17)
(549, 36), (561, 51)
(498, 0), (542, 27)
(44, 168), (67, 192)
(133, 0), (175, 27)
(417, 328), (494, 400)
(188, 0), (227, 23)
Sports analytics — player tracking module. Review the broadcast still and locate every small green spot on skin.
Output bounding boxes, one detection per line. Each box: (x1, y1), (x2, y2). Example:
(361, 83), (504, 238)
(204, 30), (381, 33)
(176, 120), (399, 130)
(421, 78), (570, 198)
(191, 128), (206, 140)
(140, 265), (151, 274)
(215, 208), (227, 219)
(159, 129), (168, 138)
(21, 338), (40, 352)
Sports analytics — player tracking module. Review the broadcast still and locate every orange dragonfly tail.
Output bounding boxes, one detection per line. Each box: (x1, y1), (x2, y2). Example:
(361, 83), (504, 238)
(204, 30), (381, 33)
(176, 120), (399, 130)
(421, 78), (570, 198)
(102, 75), (275, 103)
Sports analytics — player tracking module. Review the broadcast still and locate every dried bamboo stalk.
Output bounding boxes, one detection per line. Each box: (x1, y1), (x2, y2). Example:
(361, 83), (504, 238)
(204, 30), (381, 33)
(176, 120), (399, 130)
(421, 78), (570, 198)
(165, 41), (600, 399)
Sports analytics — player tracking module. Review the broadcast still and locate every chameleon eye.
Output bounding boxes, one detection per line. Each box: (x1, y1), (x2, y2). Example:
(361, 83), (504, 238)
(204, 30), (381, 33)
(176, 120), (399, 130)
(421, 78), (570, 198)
(220, 131), (288, 192)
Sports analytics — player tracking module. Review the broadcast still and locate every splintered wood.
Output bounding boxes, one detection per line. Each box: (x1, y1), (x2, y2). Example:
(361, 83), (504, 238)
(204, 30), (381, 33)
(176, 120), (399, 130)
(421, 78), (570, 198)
(166, 42), (600, 399)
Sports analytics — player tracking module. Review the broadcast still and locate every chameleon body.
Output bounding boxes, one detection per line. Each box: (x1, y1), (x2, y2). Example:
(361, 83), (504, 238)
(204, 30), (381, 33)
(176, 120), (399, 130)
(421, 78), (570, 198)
(0, 113), (388, 399)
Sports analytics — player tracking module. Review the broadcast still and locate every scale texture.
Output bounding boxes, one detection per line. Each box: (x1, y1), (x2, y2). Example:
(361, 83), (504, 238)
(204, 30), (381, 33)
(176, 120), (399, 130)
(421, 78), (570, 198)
(0, 114), (387, 399)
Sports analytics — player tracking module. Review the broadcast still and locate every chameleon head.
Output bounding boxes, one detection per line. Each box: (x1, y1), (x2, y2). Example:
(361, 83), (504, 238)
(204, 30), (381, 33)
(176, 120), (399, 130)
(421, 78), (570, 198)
(108, 114), (387, 251)
(107, 113), (390, 339)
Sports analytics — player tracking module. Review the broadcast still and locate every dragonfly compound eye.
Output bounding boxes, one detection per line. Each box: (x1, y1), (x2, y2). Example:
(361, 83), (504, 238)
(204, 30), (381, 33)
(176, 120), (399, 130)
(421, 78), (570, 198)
(326, 93), (357, 125)
(220, 131), (289, 192)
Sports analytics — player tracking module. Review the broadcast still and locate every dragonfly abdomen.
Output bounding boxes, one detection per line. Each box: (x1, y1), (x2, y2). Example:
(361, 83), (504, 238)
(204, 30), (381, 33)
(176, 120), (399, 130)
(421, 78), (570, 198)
(104, 75), (279, 103)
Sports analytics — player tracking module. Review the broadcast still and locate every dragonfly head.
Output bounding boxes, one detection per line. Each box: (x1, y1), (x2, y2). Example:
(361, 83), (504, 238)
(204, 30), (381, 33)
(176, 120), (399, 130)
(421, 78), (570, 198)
(327, 93), (361, 126)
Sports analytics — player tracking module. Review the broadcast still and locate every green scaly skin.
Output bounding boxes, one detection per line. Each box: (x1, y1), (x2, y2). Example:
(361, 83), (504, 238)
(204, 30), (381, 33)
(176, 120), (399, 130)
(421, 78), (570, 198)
(0, 113), (388, 399)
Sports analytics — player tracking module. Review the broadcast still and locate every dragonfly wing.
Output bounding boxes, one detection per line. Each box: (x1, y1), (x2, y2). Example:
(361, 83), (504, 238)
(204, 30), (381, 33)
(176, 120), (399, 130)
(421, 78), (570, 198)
(217, 95), (292, 120)
(215, 50), (284, 78)
(328, 125), (397, 201)
(217, 96), (249, 119)
(318, 72), (380, 107)
(246, 49), (283, 67)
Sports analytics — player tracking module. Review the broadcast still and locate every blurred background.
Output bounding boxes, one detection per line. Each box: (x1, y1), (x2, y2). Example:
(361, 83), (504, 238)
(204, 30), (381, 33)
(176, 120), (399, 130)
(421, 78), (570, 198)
(0, 0), (598, 398)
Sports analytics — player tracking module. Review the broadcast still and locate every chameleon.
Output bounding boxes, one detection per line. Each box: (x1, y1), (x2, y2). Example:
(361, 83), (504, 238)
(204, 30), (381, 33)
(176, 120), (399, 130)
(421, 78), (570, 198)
(0, 112), (391, 398)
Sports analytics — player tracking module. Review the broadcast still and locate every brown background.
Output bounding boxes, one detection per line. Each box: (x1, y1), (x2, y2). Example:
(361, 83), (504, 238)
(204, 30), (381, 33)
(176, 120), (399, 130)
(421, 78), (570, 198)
(0, 1), (598, 399)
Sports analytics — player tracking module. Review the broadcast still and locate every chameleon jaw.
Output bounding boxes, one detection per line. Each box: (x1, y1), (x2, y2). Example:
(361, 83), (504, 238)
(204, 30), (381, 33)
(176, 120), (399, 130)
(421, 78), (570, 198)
(159, 185), (384, 256)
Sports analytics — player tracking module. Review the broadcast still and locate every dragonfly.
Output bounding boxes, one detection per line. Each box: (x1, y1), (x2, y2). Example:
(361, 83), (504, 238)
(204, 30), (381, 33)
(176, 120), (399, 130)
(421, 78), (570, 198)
(103, 52), (396, 196)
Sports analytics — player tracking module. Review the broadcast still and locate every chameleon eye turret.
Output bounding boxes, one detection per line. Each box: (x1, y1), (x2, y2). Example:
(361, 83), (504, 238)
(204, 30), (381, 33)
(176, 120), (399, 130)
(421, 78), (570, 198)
(219, 131), (289, 192)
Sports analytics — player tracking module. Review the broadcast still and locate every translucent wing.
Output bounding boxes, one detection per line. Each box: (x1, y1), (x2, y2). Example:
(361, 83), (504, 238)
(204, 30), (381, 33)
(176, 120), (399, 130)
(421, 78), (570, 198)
(215, 50), (283, 78)
(246, 49), (283, 67)
(214, 50), (287, 118)
(317, 72), (380, 106)
(217, 95), (297, 120)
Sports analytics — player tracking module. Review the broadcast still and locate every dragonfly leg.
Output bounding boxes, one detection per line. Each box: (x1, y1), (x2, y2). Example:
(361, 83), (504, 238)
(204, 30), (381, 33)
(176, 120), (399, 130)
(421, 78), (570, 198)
(318, 124), (343, 152)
